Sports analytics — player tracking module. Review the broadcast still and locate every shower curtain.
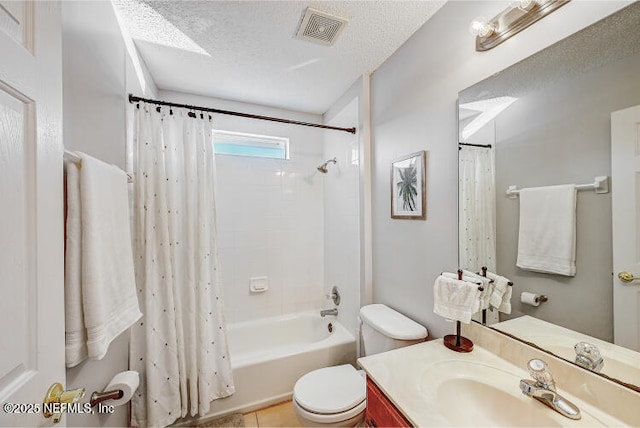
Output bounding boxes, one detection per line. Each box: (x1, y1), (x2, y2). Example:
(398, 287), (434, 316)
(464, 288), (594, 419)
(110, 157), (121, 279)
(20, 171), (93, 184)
(459, 145), (496, 273)
(129, 104), (234, 427)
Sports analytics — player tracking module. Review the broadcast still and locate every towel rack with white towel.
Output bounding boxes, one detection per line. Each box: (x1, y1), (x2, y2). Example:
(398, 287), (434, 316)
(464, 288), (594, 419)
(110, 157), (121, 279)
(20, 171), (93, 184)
(63, 151), (141, 367)
(64, 149), (134, 183)
(506, 176), (609, 198)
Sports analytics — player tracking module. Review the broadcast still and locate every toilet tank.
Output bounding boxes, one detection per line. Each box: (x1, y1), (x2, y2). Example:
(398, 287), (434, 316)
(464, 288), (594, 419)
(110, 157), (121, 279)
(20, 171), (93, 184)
(359, 304), (428, 356)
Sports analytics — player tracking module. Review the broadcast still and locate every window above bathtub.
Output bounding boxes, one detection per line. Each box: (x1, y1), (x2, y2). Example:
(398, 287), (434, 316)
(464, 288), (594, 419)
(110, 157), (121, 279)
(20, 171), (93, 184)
(213, 130), (289, 160)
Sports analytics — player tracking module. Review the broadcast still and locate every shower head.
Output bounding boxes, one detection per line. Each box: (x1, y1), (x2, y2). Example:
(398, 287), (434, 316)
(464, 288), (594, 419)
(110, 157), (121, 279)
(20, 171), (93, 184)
(317, 157), (337, 173)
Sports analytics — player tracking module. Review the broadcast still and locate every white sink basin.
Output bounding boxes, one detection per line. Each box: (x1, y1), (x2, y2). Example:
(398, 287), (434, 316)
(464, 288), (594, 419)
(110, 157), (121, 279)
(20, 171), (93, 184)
(437, 379), (562, 427)
(438, 378), (562, 427)
(420, 360), (607, 427)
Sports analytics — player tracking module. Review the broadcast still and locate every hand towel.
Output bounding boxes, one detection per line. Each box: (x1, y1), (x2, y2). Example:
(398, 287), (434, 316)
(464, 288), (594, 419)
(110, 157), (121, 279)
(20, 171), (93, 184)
(499, 283), (513, 314)
(441, 271), (490, 312)
(433, 275), (482, 324)
(516, 184), (577, 276)
(64, 153), (142, 365)
(441, 271), (481, 284)
(64, 162), (88, 367)
(487, 271), (512, 314)
(462, 269), (493, 310)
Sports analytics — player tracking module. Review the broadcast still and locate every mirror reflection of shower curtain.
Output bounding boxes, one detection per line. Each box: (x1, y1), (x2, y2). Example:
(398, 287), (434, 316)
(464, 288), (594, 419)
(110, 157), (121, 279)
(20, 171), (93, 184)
(459, 146), (496, 273)
(129, 103), (234, 427)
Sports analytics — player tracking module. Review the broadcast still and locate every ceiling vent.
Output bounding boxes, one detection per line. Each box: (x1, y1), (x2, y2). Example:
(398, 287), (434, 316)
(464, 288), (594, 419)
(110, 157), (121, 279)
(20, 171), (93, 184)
(296, 7), (348, 46)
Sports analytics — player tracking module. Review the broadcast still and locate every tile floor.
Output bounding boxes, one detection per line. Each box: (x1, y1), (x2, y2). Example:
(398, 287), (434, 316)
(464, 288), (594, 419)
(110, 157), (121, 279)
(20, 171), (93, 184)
(243, 401), (302, 427)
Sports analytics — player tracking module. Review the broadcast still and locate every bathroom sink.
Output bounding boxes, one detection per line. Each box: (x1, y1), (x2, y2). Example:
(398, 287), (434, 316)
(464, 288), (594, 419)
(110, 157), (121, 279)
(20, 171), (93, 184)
(436, 377), (561, 427)
(358, 339), (630, 427)
(418, 359), (610, 427)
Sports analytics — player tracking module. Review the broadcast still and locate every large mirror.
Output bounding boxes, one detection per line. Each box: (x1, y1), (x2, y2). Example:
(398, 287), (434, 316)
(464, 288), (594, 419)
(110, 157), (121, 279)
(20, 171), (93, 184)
(458, 3), (640, 391)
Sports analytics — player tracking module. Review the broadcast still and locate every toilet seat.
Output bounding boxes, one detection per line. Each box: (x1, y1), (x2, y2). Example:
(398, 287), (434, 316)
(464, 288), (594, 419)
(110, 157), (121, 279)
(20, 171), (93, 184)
(292, 396), (366, 425)
(293, 364), (366, 424)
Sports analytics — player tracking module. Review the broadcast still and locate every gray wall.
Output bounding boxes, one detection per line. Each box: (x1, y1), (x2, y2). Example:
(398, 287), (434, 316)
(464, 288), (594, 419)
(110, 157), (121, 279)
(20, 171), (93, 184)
(62, 1), (157, 426)
(370, 0), (630, 339)
(493, 51), (640, 342)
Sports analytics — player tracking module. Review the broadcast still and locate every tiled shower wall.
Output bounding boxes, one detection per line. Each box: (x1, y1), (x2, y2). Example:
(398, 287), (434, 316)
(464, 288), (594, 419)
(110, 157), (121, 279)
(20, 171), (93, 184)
(202, 108), (326, 324)
(215, 149), (325, 322)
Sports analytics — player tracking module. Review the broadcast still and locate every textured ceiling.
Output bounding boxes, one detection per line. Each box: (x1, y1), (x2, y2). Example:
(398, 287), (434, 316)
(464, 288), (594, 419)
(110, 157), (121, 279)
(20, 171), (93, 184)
(113, 0), (445, 114)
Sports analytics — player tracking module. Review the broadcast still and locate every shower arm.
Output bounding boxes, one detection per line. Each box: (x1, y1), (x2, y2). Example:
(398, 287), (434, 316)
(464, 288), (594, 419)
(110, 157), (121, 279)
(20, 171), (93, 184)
(317, 157), (338, 173)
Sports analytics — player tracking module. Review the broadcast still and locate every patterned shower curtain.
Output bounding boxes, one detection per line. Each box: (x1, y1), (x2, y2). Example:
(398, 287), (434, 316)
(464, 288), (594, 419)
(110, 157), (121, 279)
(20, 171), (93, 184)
(458, 145), (496, 273)
(129, 103), (234, 427)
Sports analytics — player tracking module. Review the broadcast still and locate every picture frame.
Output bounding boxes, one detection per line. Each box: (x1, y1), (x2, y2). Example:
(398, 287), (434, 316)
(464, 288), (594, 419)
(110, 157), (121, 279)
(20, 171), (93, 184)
(391, 151), (427, 220)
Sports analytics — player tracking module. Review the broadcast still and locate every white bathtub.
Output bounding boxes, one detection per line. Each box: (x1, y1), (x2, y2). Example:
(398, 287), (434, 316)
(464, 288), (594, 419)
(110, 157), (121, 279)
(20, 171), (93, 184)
(203, 311), (356, 419)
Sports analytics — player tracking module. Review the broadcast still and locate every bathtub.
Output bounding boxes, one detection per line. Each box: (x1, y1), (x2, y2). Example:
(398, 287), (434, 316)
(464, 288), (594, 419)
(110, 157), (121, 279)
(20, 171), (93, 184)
(204, 311), (356, 419)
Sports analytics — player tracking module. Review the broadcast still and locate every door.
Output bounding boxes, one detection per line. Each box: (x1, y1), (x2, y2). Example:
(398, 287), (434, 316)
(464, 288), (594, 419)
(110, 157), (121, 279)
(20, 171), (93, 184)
(0, 1), (66, 426)
(611, 104), (640, 351)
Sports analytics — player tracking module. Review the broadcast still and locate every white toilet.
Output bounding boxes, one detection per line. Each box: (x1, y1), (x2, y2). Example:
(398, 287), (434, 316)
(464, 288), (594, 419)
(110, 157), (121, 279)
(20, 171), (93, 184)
(292, 304), (428, 427)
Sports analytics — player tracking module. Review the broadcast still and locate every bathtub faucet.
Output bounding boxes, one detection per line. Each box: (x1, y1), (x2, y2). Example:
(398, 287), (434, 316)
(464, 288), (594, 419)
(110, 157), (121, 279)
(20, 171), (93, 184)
(320, 308), (338, 317)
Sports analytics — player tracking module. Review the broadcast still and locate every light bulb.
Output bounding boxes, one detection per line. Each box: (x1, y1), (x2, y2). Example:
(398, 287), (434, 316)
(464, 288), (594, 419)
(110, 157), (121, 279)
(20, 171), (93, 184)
(469, 17), (495, 38)
(509, 0), (537, 11)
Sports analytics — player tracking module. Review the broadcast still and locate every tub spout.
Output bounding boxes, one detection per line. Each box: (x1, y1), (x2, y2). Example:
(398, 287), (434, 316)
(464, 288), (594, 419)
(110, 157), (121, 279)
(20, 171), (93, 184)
(320, 308), (338, 317)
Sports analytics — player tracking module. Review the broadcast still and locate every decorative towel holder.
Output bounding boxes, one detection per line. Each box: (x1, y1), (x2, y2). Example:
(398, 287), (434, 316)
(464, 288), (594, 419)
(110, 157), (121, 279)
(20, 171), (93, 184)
(443, 269), (484, 353)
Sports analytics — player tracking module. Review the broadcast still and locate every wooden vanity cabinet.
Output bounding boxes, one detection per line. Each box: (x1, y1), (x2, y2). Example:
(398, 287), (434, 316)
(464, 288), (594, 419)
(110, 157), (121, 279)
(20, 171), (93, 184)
(365, 376), (412, 428)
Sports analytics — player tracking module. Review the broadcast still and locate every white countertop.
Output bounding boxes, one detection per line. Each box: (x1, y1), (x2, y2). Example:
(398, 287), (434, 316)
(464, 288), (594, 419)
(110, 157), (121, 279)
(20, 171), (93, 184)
(357, 339), (627, 427)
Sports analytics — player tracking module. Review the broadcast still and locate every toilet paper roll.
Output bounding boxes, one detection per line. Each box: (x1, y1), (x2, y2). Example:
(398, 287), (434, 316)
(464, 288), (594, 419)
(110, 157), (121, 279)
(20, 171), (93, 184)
(520, 292), (540, 307)
(105, 371), (139, 406)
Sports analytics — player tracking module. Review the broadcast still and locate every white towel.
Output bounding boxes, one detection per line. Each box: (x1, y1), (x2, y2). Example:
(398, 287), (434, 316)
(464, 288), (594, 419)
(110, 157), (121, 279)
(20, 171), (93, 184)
(64, 153), (142, 366)
(64, 162), (87, 367)
(516, 184), (577, 276)
(487, 271), (512, 314)
(499, 285), (513, 314)
(441, 271), (490, 311)
(441, 271), (481, 285)
(433, 275), (482, 324)
(462, 269), (493, 310)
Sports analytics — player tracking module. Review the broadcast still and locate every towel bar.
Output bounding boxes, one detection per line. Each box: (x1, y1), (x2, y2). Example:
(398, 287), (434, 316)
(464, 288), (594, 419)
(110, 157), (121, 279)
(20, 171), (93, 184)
(64, 149), (134, 183)
(506, 176), (608, 198)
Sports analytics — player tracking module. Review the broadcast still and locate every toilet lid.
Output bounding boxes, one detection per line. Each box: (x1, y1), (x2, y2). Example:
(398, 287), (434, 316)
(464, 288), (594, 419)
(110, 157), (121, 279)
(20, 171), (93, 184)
(294, 364), (366, 414)
(359, 304), (428, 340)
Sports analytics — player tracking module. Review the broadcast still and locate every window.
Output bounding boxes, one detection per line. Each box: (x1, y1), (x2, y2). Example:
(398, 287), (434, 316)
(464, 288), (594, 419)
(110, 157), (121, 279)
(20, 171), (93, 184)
(213, 130), (289, 160)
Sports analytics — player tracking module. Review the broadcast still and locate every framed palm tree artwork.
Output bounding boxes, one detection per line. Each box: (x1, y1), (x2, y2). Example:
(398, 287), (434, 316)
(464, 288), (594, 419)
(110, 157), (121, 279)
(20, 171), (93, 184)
(391, 151), (427, 220)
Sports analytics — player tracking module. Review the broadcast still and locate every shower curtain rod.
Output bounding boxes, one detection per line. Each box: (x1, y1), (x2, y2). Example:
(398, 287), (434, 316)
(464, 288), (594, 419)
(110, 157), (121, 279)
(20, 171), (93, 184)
(458, 142), (492, 149)
(128, 94), (356, 135)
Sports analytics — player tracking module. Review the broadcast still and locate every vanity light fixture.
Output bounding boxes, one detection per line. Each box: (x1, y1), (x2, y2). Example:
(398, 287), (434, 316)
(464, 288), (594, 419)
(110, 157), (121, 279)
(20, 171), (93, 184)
(473, 0), (571, 52)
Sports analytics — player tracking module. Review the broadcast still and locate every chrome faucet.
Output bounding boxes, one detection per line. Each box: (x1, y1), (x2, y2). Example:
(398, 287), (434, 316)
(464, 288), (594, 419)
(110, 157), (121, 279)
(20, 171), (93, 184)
(519, 359), (581, 420)
(320, 308), (338, 317)
(574, 342), (604, 373)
